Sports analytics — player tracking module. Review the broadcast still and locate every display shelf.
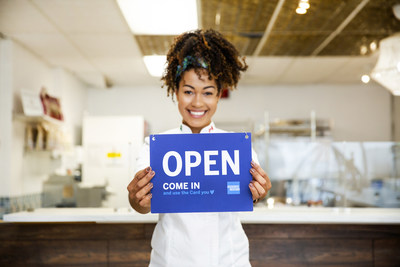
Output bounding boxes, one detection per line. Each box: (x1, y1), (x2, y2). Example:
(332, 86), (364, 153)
(269, 119), (331, 136)
(254, 118), (331, 138)
(13, 113), (66, 152)
(13, 114), (63, 126)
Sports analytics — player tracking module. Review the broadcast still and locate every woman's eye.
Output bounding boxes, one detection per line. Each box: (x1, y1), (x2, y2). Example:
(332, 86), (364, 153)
(204, 92), (213, 96)
(184, 90), (193, 95)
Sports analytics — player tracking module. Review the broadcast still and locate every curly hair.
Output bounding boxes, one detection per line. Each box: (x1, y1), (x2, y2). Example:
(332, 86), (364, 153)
(161, 29), (248, 98)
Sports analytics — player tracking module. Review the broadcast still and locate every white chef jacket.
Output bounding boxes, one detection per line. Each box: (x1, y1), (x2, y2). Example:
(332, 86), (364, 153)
(135, 122), (258, 267)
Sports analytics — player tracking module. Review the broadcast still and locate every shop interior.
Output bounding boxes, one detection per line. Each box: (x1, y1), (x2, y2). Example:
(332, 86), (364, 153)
(1, 0), (400, 215)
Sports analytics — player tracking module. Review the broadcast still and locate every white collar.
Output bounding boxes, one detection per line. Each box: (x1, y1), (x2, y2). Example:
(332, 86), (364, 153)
(180, 122), (216, 134)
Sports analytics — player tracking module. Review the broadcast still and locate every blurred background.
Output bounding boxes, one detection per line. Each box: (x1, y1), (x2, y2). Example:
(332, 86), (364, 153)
(1, 0), (400, 216)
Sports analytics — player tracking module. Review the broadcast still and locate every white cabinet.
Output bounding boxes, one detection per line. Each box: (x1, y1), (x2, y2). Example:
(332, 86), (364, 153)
(82, 115), (145, 208)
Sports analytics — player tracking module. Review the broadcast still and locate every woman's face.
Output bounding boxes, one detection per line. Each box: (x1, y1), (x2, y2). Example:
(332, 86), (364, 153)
(176, 69), (221, 133)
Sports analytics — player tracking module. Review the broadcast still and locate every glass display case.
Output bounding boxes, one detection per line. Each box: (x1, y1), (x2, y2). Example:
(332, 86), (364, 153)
(254, 138), (400, 208)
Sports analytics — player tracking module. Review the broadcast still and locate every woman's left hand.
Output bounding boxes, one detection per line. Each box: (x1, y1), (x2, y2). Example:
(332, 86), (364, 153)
(249, 161), (272, 203)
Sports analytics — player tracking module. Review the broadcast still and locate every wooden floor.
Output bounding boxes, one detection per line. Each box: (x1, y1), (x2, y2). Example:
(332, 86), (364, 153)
(0, 222), (399, 266)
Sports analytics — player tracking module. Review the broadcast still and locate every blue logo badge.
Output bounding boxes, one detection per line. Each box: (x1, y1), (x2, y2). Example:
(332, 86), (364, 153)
(227, 181), (240, 195)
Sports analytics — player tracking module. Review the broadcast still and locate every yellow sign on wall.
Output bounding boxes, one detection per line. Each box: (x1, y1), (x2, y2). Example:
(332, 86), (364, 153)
(107, 152), (121, 158)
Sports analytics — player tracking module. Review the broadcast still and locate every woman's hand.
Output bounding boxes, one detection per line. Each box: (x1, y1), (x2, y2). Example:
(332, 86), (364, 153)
(127, 167), (155, 214)
(248, 161), (272, 203)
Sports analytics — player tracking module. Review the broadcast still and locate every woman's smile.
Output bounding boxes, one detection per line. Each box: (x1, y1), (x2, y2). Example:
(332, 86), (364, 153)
(188, 110), (207, 117)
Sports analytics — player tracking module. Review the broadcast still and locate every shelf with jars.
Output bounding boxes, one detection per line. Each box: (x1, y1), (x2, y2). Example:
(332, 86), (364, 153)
(13, 114), (67, 152)
(14, 114), (63, 126)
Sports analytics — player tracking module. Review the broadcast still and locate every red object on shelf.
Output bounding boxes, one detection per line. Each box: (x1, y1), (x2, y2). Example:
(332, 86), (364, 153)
(40, 87), (64, 121)
(221, 88), (229, 98)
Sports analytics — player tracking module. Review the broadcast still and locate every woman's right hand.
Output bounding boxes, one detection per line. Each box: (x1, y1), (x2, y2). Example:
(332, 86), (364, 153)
(127, 167), (155, 214)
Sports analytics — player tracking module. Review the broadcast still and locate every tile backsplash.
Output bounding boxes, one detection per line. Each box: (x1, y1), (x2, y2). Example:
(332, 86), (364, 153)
(0, 193), (42, 219)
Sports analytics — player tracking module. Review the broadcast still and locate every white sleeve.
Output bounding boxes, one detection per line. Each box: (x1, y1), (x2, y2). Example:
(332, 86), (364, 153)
(251, 147), (260, 165)
(135, 136), (150, 175)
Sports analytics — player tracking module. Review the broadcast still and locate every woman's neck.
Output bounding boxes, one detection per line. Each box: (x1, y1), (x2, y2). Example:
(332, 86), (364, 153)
(181, 121), (212, 133)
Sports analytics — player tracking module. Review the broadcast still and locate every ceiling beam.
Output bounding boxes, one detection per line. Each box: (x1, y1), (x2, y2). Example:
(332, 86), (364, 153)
(252, 0), (286, 57)
(311, 0), (370, 56)
(196, 0), (203, 29)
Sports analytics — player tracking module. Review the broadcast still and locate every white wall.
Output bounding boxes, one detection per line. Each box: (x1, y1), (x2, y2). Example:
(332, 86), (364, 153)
(0, 39), (87, 197)
(87, 82), (391, 142)
(0, 39), (13, 197)
(87, 86), (181, 134)
(218, 83), (392, 141)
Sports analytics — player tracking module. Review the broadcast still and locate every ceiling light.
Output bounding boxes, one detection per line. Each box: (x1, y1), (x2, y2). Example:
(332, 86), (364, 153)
(360, 45), (368, 55)
(371, 33), (400, 95)
(370, 41), (377, 51)
(117, 0), (198, 35)
(143, 55), (166, 77)
(296, 0), (310, 14)
(393, 4), (400, 20)
(296, 7), (307, 14)
(361, 74), (370, 83)
(299, 2), (310, 9)
(215, 13), (221, 26)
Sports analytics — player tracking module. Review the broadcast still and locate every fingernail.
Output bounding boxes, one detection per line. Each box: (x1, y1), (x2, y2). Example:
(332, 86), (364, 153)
(149, 183), (153, 188)
(146, 167), (150, 172)
(150, 171), (155, 176)
(251, 161), (255, 166)
(149, 193), (152, 198)
(249, 183), (254, 188)
(250, 168), (254, 173)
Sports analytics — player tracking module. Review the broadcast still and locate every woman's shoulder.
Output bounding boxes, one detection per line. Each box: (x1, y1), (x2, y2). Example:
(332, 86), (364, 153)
(143, 127), (181, 144)
(161, 127), (181, 134)
(213, 127), (227, 133)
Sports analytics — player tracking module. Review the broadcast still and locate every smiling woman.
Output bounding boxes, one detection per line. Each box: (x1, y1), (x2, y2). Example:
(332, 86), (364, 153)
(127, 29), (272, 267)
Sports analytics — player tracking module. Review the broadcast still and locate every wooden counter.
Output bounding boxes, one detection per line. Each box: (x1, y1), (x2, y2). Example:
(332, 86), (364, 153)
(1, 222), (399, 266)
(2, 207), (400, 266)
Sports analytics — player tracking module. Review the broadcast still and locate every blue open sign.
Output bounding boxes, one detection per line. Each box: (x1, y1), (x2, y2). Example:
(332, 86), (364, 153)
(150, 132), (253, 213)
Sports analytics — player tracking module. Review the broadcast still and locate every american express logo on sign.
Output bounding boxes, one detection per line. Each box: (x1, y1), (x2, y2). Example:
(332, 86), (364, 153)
(227, 181), (241, 195)
(150, 133), (253, 213)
